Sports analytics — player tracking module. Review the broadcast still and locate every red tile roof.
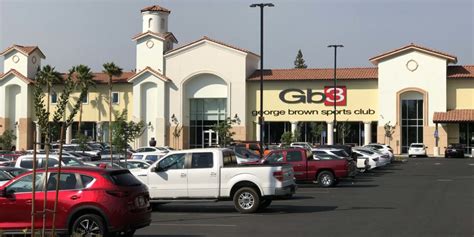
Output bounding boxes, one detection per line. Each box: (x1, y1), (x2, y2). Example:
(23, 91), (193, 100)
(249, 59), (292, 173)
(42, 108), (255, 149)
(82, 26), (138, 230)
(59, 72), (135, 84)
(141, 5), (171, 13)
(0, 44), (46, 58)
(165, 36), (259, 57)
(0, 69), (34, 84)
(433, 110), (474, 123)
(247, 68), (378, 81)
(132, 31), (178, 43)
(370, 43), (457, 65)
(447, 65), (474, 79)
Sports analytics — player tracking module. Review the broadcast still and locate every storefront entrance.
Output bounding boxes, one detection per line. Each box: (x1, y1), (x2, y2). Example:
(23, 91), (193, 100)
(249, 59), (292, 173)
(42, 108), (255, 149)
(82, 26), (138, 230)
(460, 123), (474, 155)
(189, 98), (226, 148)
(401, 98), (424, 153)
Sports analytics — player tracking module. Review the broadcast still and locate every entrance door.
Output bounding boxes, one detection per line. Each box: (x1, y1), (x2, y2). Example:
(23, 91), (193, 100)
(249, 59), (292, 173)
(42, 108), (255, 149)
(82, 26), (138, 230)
(401, 99), (424, 153)
(202, 129), (218, 148)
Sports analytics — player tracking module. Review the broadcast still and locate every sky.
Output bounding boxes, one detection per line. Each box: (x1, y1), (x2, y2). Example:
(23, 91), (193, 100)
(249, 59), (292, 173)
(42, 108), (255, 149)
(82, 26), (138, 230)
(1, 0), (473, 73)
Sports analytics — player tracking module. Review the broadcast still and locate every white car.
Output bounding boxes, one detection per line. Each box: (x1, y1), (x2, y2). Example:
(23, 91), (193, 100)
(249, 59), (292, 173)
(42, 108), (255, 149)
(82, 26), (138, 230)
(352, 148), (386, 169)
(131, 152), (164, 164)
(364, 143), (395, 162)
(408, 143), (427, 157)
(290, 142), (313, 151)
(15, 154), (85, 170)
(312, 148), (350, 159)
(135, 146), (171, 153)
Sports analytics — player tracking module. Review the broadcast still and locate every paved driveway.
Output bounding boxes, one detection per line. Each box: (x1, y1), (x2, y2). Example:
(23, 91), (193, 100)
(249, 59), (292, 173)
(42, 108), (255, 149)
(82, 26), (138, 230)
(136, 158), (474, 237)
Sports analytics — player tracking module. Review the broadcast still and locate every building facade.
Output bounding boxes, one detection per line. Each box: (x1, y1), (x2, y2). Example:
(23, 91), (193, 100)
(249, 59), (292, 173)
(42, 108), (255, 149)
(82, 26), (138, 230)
(0, 5), (473, 155)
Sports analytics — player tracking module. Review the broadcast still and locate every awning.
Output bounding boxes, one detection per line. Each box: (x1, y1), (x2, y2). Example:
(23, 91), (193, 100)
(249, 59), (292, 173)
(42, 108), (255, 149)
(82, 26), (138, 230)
(433, 109), (474, 123)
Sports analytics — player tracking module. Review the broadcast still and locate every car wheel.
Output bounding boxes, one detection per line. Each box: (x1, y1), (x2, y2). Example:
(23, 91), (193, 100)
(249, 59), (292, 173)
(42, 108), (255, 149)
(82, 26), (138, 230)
(317, 171), (335, 188)
(233, 187), (260, 214)
(71, 214), (106, 236)
(258, 198), (272, 211)
(119, 230), (136, 237)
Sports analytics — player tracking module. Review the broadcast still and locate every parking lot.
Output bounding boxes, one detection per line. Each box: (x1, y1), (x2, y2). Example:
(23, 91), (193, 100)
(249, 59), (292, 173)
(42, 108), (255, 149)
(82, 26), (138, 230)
(136, 158), (474, 237)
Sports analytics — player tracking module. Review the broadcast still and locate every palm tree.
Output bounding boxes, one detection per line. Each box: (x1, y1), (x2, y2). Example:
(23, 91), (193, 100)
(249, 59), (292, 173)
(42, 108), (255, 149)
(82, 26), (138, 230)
(102, 62), (123, 164)
(74, 65), (95, 140)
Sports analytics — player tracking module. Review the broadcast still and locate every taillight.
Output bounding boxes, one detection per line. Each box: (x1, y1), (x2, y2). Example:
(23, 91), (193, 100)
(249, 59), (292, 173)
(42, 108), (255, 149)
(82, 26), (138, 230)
(273, 171), (284, 182)
(106, 190), (130, 197)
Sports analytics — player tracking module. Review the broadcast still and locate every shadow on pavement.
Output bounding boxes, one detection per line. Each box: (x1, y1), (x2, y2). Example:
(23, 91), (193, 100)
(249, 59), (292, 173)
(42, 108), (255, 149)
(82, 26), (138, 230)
(153, 204), (338, 215)
(135, 235), (204, 237)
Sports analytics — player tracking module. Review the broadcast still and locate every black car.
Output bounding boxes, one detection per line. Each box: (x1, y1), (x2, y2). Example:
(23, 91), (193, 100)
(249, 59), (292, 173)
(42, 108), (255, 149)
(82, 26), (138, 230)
(445, 144), (465, 158)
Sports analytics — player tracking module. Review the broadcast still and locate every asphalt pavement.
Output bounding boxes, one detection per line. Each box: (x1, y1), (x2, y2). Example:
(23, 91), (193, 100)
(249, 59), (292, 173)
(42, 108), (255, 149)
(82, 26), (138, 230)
(136, 158), (474, 237)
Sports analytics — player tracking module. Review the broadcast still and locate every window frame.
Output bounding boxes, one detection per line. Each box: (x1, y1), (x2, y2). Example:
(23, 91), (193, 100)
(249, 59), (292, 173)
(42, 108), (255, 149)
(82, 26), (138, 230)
(51, 92), (58, 104)
(81, 93), (89, 104)
(112, 92), (119, 105)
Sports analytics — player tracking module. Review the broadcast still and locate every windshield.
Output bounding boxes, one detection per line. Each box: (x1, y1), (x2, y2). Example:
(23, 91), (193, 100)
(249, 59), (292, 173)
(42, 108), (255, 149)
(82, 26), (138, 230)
(106, 170), (142, 186)
(62, 157), (84, 166)
(355, 149), (374, 155)
(331, 150), (349, 157)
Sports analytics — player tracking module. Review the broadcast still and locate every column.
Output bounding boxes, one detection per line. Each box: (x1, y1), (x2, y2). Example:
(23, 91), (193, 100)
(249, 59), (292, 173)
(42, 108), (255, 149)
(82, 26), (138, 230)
(364, 121), (372, 146)
(255, 123), (261, 142)
(66, 125), (72, 144)
(327, 121), (334, 145)
(15, 121), (20, 150)
(291, 121), (298, 134)
(96, 122), (102, 142)
(35, 122), (41, 150)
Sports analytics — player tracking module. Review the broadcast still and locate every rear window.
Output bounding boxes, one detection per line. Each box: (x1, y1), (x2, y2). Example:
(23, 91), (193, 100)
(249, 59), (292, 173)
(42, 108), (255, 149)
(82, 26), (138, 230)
(132, 155), (144, 160)
(286, 151), (303, 162)
(106, 170), (142, 186)
(411, 144), (424, 148)
(20, 159), (35, 169)
(223, 151), (238, 167)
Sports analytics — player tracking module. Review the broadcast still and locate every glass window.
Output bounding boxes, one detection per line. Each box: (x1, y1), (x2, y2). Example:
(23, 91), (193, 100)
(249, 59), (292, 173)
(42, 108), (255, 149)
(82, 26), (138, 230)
(107, 170), (142, 187)
(112, 92), (119, 104)
(158, 153), (186, 170)
(81, 93), (88, 104)
(81, 175), (95, 188)
(62, 157), (83, 166)
(191, 153), (213, 168)
(133, 155), (143, 160)
(51, 92), (58, 104)
(286, 151), (303, 162)
(0, 171), (11, 182)
(223, 151), (238, 167)
(266, 152), (284, 164)
(20, 159), (35, 169)
(47, 173), (78, 190)
(6, 174), (43, 193)
(145, 155), (158, 163)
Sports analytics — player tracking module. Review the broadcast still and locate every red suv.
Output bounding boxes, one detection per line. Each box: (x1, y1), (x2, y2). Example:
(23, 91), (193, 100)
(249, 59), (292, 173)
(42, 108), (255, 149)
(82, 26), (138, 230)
(0, 167), (151, 236)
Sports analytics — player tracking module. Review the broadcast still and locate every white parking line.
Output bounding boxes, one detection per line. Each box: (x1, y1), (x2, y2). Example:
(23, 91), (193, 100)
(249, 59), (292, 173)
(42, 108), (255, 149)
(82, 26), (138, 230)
(434, 163), (442, 165)
(151, 223), (237, 227)
(468, 163), (474, 166)
(436, 179), (453, 182)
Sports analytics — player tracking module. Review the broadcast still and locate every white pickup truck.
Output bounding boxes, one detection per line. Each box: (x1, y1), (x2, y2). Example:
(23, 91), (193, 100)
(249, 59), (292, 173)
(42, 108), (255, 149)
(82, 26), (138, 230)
(133, 148), (296, 213)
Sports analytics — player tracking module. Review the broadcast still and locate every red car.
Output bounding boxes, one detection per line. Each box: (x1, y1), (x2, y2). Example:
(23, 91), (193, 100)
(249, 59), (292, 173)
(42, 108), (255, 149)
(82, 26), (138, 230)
(0, 167), (151, 236)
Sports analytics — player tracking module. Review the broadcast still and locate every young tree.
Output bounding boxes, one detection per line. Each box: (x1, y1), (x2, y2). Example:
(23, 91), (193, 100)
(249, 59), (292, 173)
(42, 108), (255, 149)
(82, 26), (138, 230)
(102, 62), (123, 162)
(337, 121), (352, 145)
(280, 131), (295, 147)
(310, 122), (325, 145)
(0, 130), (16, 151)
(111, 110), (146, 161)
(294, 49), (308, 68)
(34, 65), (62, 237)
(212, 117), (236, 147)
(384, 121), (396, 145)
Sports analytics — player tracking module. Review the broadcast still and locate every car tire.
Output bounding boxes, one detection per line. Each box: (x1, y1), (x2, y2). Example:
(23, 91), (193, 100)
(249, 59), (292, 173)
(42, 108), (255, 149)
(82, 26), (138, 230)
(317, 171), (335, 188)
(258, 198), (272, 211)
(233, 187), (260, 214)
(120, 230), (136, 237)
(71, 214), (106, 236)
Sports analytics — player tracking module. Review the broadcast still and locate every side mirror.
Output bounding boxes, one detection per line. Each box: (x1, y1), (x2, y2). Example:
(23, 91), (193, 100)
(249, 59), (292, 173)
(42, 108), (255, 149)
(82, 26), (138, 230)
(151, 165), (165, 172)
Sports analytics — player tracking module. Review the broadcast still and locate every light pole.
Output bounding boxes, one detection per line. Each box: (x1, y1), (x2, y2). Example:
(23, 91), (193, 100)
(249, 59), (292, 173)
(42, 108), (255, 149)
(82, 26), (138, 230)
(328, 44), (343, 145)
(250, 3), (274, 158)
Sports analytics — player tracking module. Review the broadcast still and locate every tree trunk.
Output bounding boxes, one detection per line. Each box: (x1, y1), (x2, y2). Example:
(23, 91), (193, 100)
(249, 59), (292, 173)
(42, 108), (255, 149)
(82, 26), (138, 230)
(77, 103), (83, 138)
(31, 128), (38, 237)
(41, 85), (52, 237)
(51, 124), (65, 236)
(109, 77), (113, 165)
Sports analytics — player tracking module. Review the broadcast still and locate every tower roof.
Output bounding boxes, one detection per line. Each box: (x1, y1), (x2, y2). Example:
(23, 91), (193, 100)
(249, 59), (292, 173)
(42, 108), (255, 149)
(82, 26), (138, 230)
(141, 5), (171, 13)
(0, 44), (46, 59)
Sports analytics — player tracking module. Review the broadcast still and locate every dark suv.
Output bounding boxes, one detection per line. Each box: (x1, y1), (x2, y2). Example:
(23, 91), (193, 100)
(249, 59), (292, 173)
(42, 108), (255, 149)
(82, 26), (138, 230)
(445, 144), (465, 158)
(0, 167), (151, 236)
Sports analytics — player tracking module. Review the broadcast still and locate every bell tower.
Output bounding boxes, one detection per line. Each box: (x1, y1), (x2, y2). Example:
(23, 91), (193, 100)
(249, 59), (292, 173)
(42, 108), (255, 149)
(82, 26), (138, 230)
(134, 5), (177, 72)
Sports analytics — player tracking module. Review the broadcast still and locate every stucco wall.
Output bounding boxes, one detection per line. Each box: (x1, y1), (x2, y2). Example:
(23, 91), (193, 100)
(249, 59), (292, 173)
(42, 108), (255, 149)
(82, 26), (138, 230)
(378, 50), (448, 127)
(136, 36), (164, 72)
(447, 78), (474, 110)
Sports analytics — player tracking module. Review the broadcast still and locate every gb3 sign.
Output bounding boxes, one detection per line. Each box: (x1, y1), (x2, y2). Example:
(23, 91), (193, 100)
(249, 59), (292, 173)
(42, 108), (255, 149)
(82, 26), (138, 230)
(279, 86), (347, 106)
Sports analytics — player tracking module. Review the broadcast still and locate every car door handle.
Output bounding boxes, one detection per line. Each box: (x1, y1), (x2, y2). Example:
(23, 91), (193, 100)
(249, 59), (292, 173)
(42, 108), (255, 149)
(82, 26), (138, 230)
(180, 173), (187, 178)
(70, 195), (80, 200)
(210, 172), (217, 176)
(26, 199), (32, 205)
